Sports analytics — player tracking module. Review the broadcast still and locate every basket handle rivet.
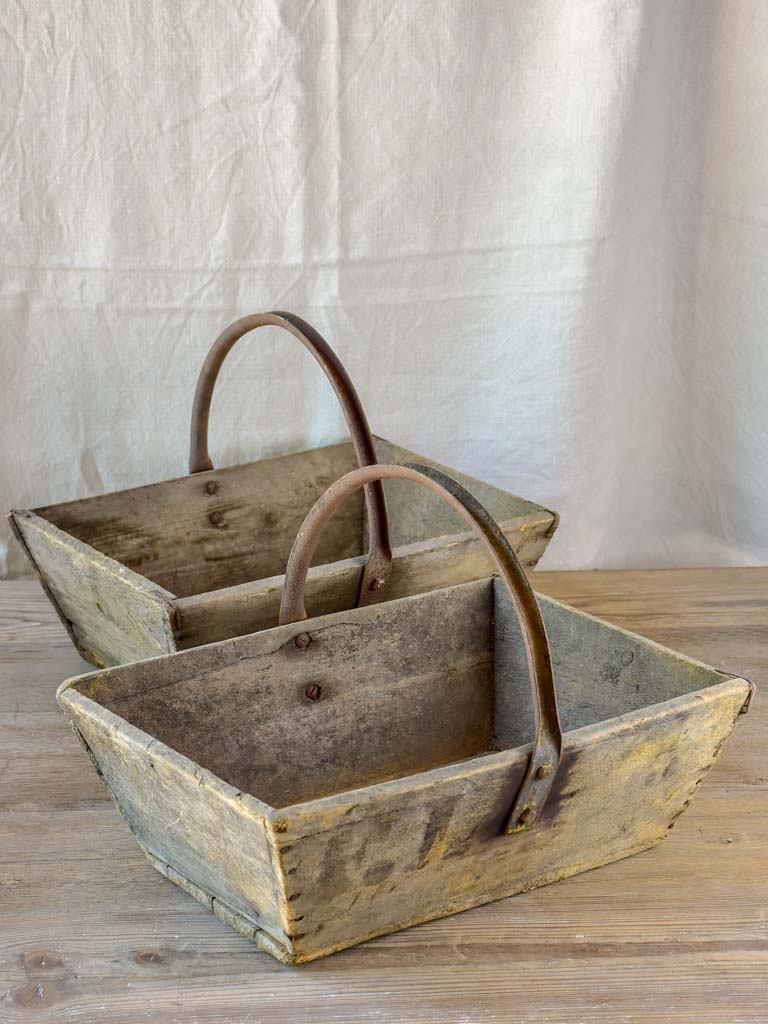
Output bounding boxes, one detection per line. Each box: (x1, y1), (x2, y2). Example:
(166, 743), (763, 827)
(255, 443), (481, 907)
(294, 633), (311, 651)
(305, 684), (322, 701)
(536, 763), (554, 779)
(519, 807), (537, 824)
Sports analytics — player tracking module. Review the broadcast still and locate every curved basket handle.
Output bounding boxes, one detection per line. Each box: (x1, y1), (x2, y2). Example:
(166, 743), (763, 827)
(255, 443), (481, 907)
(280, 462), (563, 834)
(189, 311), (392, 602)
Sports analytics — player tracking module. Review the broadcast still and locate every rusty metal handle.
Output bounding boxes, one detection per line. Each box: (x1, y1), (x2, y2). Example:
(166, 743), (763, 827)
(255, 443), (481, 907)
(189, 311), (392, 602)
(279, 462), (563, 834)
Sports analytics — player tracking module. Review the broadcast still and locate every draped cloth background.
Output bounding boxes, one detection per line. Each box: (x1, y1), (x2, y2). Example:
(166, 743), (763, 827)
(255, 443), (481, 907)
(2, 0), (767, 576)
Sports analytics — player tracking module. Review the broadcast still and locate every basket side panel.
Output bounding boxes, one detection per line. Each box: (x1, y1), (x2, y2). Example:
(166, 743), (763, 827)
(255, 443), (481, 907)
(83, 580), (496, 809)
(36, 443), (363, 598)
(60, 690), (292, 952)
(173, 515), (554, 650)
(275, 678), (749, 962)
(11, 511), (175, 667)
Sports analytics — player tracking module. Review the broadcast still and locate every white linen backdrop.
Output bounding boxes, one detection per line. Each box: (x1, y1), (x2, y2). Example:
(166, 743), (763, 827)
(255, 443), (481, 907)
(2, 0), (767, 577)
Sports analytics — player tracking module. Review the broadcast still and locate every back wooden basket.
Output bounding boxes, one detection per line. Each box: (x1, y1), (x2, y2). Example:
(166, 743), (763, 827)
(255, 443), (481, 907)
(57, 464), (753, 964)
(10, 312), (557, 667)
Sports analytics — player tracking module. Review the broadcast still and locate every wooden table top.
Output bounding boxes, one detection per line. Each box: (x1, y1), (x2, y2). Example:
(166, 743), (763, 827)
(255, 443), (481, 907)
(1, 569), (766, 1023)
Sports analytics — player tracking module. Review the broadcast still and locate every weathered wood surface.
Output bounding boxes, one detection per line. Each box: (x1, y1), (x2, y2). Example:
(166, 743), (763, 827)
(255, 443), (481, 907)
(34, 442), (365, 598)
(1, 569), (766, 1020)
(172, 511), (553, 649)
(9, 510), (176, 667)
(74, 583), (496, 809)
(271, 679), (746, 962)
(13, 438), (557, 663)
(57, 575), (749, 964)
(493, 579), (728, 748)
(371, 438), (557, 548)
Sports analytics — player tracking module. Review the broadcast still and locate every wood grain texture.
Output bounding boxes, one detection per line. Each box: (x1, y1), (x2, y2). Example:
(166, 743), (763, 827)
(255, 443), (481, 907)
(57, 577), (749, 964)
(1, 569), (766, 1021)
(33, 443), (365, 598)
(73, 582), (496, 809)
(172, 512), (554, 649)
(9, 511), (176, 667)
(11, 437), (557, 665)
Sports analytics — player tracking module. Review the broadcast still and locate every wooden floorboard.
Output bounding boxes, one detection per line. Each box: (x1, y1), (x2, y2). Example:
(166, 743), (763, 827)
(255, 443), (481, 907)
(0, 570), (766, 1023)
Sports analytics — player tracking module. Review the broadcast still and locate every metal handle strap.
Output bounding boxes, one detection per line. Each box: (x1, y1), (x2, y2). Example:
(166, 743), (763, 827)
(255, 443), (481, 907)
(279, 462), (563, 834)
(189, 311), (392, 602)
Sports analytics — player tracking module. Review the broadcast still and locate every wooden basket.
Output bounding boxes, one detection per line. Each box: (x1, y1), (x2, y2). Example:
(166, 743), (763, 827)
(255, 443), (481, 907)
(57, 464), (753, 964)
(10, 312), (557, 667)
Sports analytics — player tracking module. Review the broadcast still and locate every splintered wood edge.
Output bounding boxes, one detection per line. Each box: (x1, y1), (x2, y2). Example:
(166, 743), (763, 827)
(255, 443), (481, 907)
(7, 509), (84, 651)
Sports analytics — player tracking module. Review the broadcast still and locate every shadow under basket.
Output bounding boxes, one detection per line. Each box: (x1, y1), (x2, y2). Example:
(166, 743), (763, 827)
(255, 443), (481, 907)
(57, 578), (752, 964)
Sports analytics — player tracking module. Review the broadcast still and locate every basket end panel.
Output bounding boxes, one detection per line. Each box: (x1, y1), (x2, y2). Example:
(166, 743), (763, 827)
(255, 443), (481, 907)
(8, 509), (86, 656)
(142, 849), (298, 964)
(59, 689), (294, 952)
(493, 584), (746, 749)
(10, 510), (176, 666)
(371, 437), (559, 553)
(269, 677), (750, 961)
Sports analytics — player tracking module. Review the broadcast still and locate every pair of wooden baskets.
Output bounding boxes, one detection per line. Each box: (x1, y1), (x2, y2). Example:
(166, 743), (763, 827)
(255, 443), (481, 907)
(12, 312), (753, 964)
